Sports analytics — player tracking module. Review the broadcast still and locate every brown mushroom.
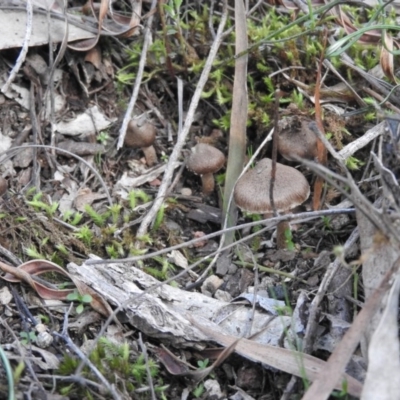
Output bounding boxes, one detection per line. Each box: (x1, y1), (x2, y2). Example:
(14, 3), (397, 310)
(234, 158), (310, 249)
(124, 117), (158, 166)
(187, 143), (225, 195)
(278, 117), (318, 161)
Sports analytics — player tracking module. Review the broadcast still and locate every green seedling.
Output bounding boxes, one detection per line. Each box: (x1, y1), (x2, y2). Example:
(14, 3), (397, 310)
(50, 251), (63, 266)
(129, 247), (148, 257)
(192, 383), (205, 398)
(152, 204), (166, 231)
(25, 245), (46, 260)
(59, 338), (164, 397)
(38, 314), (50, 324)
(13, 361), (25, 384)
(107, 204), (122, 225)
(55, 243), (69, 255)
(20, 331), (37, 345)
(196, 357), (215, 379)
(321, 216), (332, 230)
(212, 113), (231, 130)
(215, 172), (226, 187)
(106, 241), (124, 258)
(75, 225), (93, 246)
(84, 204), (107, 227)
(284, 228), (295, 251)
(197, 358), (210, 369)
(160, 153), (169, 162)
(331, 379), (349, 398)
(66, 291), (92, 314)
(62, 210), (73, 222)
(345, 156), (364, 170)
(136, 234), (153, 245)
(27, 192), (59, 217)
(25, 186), (38, 198)
(105, 244), (119, 258)
(291, 90), (305, 110)
(116, 71), (136, 85)
(63, 211), (83, 226)
(128, 189), (151, 210)
(97, 131), (110, 145)
(145, 255), (176, 280)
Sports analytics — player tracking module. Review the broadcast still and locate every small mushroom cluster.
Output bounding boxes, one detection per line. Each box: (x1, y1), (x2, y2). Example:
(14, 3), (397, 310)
(234, 158), (310, 249)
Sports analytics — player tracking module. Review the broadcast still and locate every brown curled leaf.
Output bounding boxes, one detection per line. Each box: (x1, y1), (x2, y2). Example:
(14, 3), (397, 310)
(0, 259), (111, 317)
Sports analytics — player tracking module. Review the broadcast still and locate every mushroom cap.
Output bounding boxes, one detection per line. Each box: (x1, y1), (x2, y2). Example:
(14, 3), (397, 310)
(124, 118), (156, 148)
(187, 143), (225, 175)
(278, 117), (318, 161)
(234, 158), (310, 213)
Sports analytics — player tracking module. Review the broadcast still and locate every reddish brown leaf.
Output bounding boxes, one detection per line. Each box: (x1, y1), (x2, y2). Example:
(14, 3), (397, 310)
(380, 32), (397, 83)
(0, 259), (111, 317)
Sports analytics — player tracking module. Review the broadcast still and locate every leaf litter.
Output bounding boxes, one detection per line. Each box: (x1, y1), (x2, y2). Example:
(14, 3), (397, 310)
(0, 0), (400, 399)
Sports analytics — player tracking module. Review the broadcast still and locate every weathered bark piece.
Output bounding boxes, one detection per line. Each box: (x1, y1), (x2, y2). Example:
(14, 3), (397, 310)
(67, 257), (291, 349)
(67, 257), (363, 396)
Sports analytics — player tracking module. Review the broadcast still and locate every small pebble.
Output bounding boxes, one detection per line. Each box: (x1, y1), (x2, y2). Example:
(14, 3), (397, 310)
(180, 187), (192, 196)
(36, 332), (53, 348)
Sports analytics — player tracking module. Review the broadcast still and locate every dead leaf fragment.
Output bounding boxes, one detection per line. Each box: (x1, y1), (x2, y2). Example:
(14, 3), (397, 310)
(361, 274), (400, 399)
(55, 105), (116, 137)
(0, 259), (111, 317)
(380, 31), (397, 83)
(189, 316), (362, 398)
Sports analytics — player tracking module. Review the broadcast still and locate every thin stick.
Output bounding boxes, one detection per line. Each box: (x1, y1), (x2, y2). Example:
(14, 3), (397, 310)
(135, 0), (229, 238)
(138, 333), (156, 400)
(0, 144), (113, 206)
(55, 306), (121, 400)
(117, 0), (158, 149)
(269, 90), (281, 216)
(1, 0), (33, 93)
(302, 228), (359, 354)
(86, 208), (354, 265)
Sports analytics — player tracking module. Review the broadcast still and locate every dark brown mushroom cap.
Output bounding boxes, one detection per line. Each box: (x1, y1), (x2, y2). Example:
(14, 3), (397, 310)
(234, 158), (310, 213)
(124, 119), (156, 148)
(278, 117), (318, 161)
(187, 143), (225, 175)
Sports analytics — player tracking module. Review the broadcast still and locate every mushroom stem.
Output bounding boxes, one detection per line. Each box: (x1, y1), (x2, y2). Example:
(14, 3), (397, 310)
(201, 173), (215, 195)
(276, 221), (291, 250)
(142, 146), (158, 167)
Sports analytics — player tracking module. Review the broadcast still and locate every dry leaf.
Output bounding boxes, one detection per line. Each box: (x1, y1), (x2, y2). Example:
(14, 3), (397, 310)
(361, 274), (400, 399)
